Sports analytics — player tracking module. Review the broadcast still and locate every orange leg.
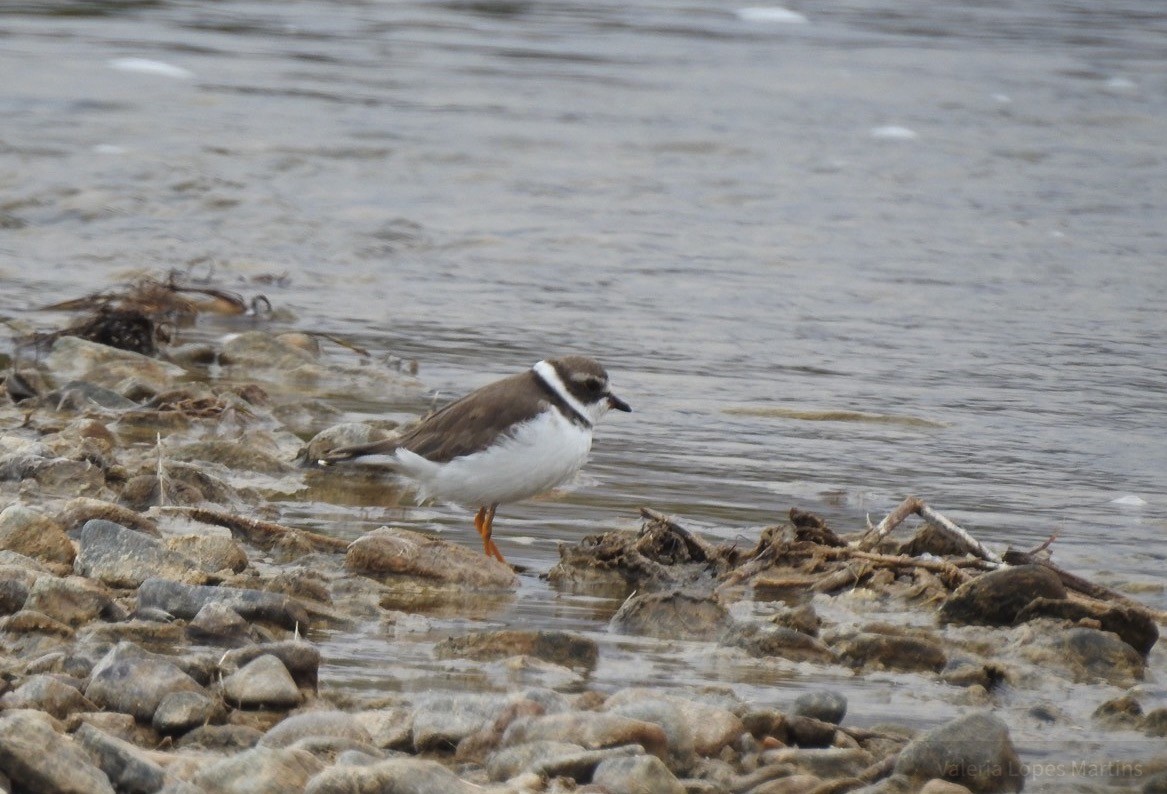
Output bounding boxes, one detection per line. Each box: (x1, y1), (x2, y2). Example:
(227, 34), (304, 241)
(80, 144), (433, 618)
(475, 503), (507, 564)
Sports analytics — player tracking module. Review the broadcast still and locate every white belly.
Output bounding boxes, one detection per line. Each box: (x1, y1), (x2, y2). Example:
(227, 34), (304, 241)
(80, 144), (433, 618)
(395, 410), (593, 507)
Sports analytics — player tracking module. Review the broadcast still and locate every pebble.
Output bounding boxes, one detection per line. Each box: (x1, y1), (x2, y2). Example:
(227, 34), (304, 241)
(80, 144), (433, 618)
(593, 753), (686, 794)
(260, 710), (373, 749)
(152, 690), (220, 736)
(502, 711), (669, 759)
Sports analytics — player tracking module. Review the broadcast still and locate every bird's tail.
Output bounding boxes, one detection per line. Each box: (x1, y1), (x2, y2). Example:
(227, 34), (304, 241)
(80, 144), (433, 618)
(317, 438), (401, 466)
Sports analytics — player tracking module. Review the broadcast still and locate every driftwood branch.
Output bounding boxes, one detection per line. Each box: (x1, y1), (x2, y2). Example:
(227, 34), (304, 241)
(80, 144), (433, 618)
(855, 496), (1003, 566)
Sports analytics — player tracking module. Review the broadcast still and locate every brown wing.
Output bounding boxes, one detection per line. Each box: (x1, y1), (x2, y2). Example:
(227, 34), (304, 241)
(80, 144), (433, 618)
(397, 369), (554, 463)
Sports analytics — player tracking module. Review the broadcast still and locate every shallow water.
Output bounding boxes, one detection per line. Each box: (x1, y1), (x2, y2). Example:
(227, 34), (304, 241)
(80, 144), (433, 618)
(2, 0), (1166, 784)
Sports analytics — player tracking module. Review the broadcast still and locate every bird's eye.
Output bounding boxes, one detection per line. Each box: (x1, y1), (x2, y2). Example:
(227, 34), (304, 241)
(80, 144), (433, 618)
(584, 376), (604, 393)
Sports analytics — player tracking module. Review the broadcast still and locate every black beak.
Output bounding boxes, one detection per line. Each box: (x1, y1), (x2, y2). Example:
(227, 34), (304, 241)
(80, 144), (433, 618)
(607, 393), (632, 413)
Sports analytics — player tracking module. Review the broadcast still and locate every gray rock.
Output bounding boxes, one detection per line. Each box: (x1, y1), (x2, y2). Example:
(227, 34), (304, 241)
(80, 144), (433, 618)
(791, 690), (848, 725)
(24, 575), (117, 626)
(260, 711), (373, 749)
(304, 758), (481, 794)
(345, 527), (517, 589)
(168, 440), (295, 475)
(84, 641), (204, 722)
(74, 723), (166, 794)
(353, 708), (415, 750)
(894, 711), (1023, 793)
(609, 590), (730, 641)
(220, 331), (319, 370)
(0, 674), (96, 719)
(191, 746), (324, 794)
(219, 641), (321, 690)
(592, 754), (686, 794)
(0, 710), (115, 794)
(137, 578), (310, 630)
(186, 601), (255, 646)
(940, 565), (1067, 626)
(604, 689), (745, 757)
(76, 521), (205, 588)
(0, 505), (75, 564)
(152, 690), (219, 736)
(222, 654), (303, 710)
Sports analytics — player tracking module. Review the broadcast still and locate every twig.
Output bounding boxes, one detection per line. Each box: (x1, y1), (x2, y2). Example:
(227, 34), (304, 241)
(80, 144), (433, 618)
(855, 496), (1003, 567)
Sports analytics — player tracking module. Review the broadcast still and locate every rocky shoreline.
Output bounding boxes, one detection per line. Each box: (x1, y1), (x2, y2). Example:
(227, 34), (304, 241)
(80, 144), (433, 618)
(1, 294), (1165, 793)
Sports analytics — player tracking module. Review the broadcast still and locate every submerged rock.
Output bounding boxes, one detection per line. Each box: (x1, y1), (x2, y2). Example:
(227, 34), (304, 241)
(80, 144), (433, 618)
(1050, 627), (1145, 684)
(609, 590), (730, 641)
(893, 711), (1023, 793)
(835, 629), (947, 673)
(434, 629), (599, 671)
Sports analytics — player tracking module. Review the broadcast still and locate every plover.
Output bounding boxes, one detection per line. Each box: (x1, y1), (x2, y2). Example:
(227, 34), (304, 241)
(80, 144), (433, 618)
(322, 356), (631, 564)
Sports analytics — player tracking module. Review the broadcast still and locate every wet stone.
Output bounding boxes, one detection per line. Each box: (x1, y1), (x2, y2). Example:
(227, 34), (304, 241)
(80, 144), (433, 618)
(784, 715), (839, 748)
(304, 758), (482, 794)
(762, 747), (874, 778)
(1051, 627), (1145, 685)
(0, 709), (115, 794)
(191, 746), (324, 794)
(0, 505), (75, 565)
(435, 629), (599, 671)
(1015, 597), (1158, 656)
(593, 753), (686, 794)
(791, 690), (848, 725)
(45, 336), (185, 394)
(84, 641), (205, 722)
(609, 589), (730, 641)
(353, 708), (414, 751)
(137, 578), (310, 630)
(345, 527), (517, 589)
(222, 654), (303, 710)
(0, 609), (75, 637)
(605, 688), (746, 758)
(0, 674), (96, 720)
(74, 723), (166, 794)
(728, 623), (838, 664)
(0, 572), (32, 615)
(76, 520), (206, 589)
(486, 739), (585, 781)
(893, 711), (1023, 793)
(151, 690), (217, 737)
(939, 565), (1067, 627)
(169, 439), (295, 475)
(410, 693), (510, 751)
(835, 631), (947, 673)
(604, 697), (697, 773)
